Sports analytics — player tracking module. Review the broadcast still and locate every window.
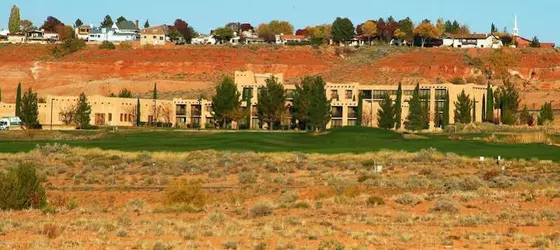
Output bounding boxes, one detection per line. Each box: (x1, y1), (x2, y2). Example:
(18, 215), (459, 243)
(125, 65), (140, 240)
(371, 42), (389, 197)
(128, 114), (132, 122)
(120, 113), (124, 122)
(331, 106), (343, 118)
(330, 90), (339, 101)
(347, 119), (357, 127)
(153, 36), (156, 39)
(360, 90), (372, 99)
(435, 89), (447, 100)
(159, 36), (164, 40)
(345, 90), (353, 100)
(108, 113), (112, 122)
(242, 88), (253, 100)
(404, 90), (414, 96)
(148, 115), (154, 123)
(419, 89), (430, 100)
(331, 119), (343, 128)
(348, 107), (358, 118)
(372, 90), (388, 100)
(144, 36), (146, 39)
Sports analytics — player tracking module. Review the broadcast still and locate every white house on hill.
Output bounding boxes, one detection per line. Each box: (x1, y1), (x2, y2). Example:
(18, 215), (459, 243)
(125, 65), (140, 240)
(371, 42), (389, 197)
(88, 21), (139, 43)
(442, 33), (503, 49)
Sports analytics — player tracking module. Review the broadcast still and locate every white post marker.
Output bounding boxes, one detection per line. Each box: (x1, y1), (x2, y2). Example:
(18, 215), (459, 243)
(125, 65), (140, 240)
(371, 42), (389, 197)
(479, 157), (485, 162)
(375, 165), (383, 174)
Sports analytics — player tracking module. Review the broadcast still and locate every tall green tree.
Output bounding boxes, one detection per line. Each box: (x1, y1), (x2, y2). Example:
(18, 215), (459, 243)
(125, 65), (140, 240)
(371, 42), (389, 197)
(244, 88), (253, 129)
(538, 102), (554, 125)
(394, 83), (403, 129)
(292, 77), (313, 130)
(454, 90), (473, 124)
(116, 16), (127, 23)
(490, 23), (497, 33)
(377, 93), (395, 129)
(136, 98), (141, 126)
(0, 163), (47, 210)
(472, 98), (477, 122)
(15, 83), (22, 117)
(256, 76), (286, 130)
(212, 76), (241, 129)
(485, 84), (494, 122)
(118, 88), (133, 98)
(405, 84), (424, 131)
(20, 88), (39, 129)
(74, 93), (91, 129)
(8, 5), (21, 34)
(442, 91), (450, 128)
(356, 93), (363, 127)
(100, 15), (113, 28)
(75, 19), (83, 27)
(153, 83), (158, 100)
(144, 19), (150, 28)
(495, 80), (519, 125)
(307, 76), (331, 131)
(331, 17), (355, 45)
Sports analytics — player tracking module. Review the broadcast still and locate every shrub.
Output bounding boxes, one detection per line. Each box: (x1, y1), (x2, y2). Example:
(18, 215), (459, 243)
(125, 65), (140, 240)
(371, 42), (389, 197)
(126, 198), (146, 213)
(238, 171), (258, 184)
(318, 240), (345, 250)
(163, 179), (206, 208)
(367, 196), (385, 206)
(0, 163), (47, 210)
(99, 41), (116, 50)
(394, 193), (423, 206)
(276, 191), (299, 205)
(250, 201), (274, 217)
(431, 197), (460, 213)
(51, 38), (86, 58)
(293, 201), (311, 209)
(42, 224), (62, 239)
(65, 196), (79, 210)
(223, 241), (238, 249)
(118, 41), (133, 50)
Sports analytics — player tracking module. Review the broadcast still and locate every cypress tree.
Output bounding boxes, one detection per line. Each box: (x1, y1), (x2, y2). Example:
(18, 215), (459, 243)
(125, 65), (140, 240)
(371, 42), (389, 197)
(136, 98), (141, 126)
(472, 98), (476, 122)
(454, 90), (473, 124)
(356, 92), (363, 127)
(20, 88), (39, 129)
(485, 84), (494, 122)
(405, 83), (424, 131)
(15, 83), (22, 117)
(394, 83), (403, 129)
(442, 91), (450, 128)
(245, 88), (253, 129)
(482, 94), (486, 123)
(8, 5), (21, 34)
(74, 93), (92, 129)
(153, 83), (157, 100)
(377, 93), (395, 129)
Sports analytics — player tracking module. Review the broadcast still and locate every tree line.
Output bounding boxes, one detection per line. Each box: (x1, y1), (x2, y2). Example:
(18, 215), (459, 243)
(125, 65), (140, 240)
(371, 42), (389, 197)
(211, 76), (331, 131)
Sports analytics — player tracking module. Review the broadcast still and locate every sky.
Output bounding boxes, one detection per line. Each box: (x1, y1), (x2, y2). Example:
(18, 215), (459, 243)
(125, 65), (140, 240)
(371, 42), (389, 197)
(0, 0), (558, 44)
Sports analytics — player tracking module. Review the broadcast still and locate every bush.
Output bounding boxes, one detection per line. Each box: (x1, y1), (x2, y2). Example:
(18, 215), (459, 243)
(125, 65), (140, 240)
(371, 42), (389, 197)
(238, 171), (258, 184)
(431, 197), (460, 213)
(163, 179), (206, 208)
(250, 201), (274, 217)
(0, 163), (47, 210)
(367, 196), (385, 206)
(118, 41), (133, 50)
(51, 38), (86, 58)
(394, 193), (423, 206)
(318, 240), (345, 250)
(99, 41), (116, 50)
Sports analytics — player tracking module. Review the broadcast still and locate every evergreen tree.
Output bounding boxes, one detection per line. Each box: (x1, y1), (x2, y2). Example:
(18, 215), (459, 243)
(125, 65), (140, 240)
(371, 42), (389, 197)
(116, 16), (127, 23)
(307, 76), (331, 131)
(495, 80), (519, 125)
(15, 83), (22, 117)
(292, 77), (313, 130)
(485, 84), (494, 122)
(472, 98), (477, 122)
(538, 102), (554, 125)
(490, 23), (497, 33)
(245, 88), (253, 129)
(422, 98), (430, 129)
(529, 36), (541, 48)
(75, 19), (83, 27)
(20, 88), (39, 129)
(377, 93), (395, 129)
(256, 76), (285, 130)
(8, 5), (21, 34)
(118, 88), (133, 98)
(356, 92), (363, 127)
(331, 17), (355, 45)
(519, 105), (531, 126)
(144, 20), (150, 28)
(405, 84), (424, 131)
(100, 15), (113, 28)
(136, 98), (141, 126)
(394, 83), (403, 129)
(212, 76), (241, 129)
(482, 94), (486, 123)
(74, 93), (92, 129)
(153, 83), (158, 100)
(454, 90), (473, 124)
(442, 91), (450, 128)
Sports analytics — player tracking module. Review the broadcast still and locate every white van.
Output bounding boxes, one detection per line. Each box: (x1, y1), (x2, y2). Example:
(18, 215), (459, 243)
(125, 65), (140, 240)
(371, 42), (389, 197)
(0, 116), (22, 130)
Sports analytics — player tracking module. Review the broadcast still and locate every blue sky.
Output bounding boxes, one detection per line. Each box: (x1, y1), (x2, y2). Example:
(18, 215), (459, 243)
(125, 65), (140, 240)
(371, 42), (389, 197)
(0, 0), (558, 44)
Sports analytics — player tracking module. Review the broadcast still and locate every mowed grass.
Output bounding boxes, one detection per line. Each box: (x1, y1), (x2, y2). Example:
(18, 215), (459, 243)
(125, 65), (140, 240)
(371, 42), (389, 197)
(0, 127), (559, 161)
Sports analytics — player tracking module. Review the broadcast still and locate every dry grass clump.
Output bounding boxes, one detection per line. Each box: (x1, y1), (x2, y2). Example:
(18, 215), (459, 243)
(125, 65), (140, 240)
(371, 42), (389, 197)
(366, 196), (385, 207)
(393, 193), (423, 206)
(250, 201), (274, 218)
(42, 224), (62, 239)
(430, 197), (460, 213)
(163, 179), (206, 208)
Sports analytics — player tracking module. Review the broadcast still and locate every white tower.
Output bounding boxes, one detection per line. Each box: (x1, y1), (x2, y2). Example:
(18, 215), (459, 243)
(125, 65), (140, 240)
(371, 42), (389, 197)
(513, 15), (519, 37)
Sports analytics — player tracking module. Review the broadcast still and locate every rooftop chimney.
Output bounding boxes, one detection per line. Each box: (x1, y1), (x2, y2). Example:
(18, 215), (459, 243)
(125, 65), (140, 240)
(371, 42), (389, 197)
(135, 20), (139, 30)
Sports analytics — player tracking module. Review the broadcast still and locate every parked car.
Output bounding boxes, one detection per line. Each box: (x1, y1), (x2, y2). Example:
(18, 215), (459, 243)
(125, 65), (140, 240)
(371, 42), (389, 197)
(0, 116), (22, 130)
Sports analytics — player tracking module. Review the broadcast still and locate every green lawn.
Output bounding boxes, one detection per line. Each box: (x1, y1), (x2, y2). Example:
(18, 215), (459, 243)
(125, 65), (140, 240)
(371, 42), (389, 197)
(0, 127), (559, 161)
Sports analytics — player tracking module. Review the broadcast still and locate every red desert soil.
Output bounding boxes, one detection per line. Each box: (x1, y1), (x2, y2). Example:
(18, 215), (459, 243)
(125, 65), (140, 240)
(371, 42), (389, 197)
(0, 44), (559, 109)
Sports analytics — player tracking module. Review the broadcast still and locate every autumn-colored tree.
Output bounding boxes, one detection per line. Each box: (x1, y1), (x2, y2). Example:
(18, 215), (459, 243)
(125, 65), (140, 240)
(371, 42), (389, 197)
(173, 19), (191, 41)
(306, 24), (332, 44)
(436, 18), (445, 35)
(360, 20), (377, 44)
(20, 20), (35, 34)
(413, 22), (440, 47)
(295, 29), (310, 37)
(269, 20), (294, 35)
(40, 16), (63, 32)
(393, 29), (406, 45)
(455, 25), (471, 35)
(256, 23), (274, 42)
(56, 25), (74, 41)
(375, 17), (398, 43)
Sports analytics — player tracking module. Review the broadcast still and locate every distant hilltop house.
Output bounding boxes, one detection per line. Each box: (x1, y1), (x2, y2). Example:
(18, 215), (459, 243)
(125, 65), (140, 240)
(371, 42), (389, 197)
(75, 25), (92, 40)
(140, 25), (168, 46)
(88, 20), (139, 43)
(192, 34), (216, 45)
(0, 29), (9, 39)
(514, 36), (555, 49)
(442, 33), (503, 49)
(275, 34), (308, 44)
(26, 30), (59, 44)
